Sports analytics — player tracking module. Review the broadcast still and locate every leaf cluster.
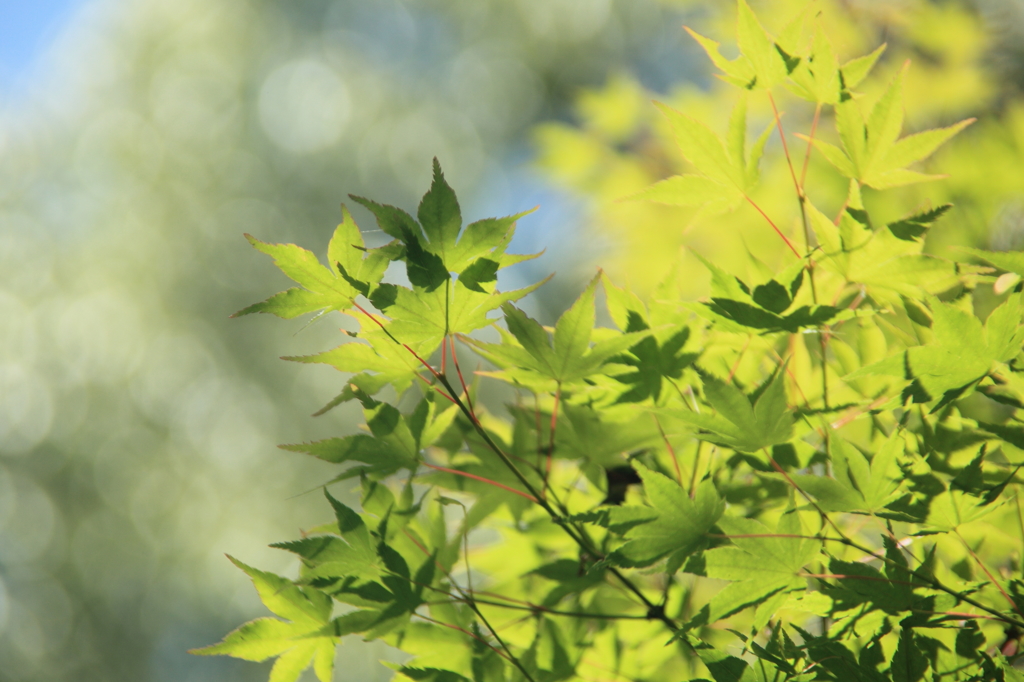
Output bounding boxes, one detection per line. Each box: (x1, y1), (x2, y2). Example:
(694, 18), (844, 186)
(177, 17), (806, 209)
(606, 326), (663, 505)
(198, 4), (1024, 681)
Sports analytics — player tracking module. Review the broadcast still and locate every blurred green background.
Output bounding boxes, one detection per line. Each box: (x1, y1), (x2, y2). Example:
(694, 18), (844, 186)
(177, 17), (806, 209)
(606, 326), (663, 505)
(0, 0), (1022, 681)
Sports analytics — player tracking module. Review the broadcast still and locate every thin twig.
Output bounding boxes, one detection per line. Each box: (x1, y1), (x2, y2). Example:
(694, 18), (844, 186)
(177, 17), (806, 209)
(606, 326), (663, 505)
(727, 335), (753, 384)
(653, 414), (683, 487)
(956, 529), (1024, 620)
(758, 452), (1024, 629)
(414, 613), (514, 663)
(745, 195), (801, 258)
(422, 462), (539, 503)
(800, 103), (822, 190)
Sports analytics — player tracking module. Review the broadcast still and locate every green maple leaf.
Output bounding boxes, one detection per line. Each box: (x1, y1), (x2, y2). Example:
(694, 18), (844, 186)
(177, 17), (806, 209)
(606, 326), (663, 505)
(275, 160), (551, 398)
(270, 159), (548, 399)
(233, 205), (394, 319)
(685, 252), (862, 333)
(685, 0), (790, 91)
(700, 513), (820, 623)
(851, 294), (1024, 408)
(789, 432), (905, 514)
(909, 295), (1023, 400)
(371, 274), (549, 349)
(271, 492), (380, 582)
(807, 201), (965, 301)
(787, 20), (886, 106)
(351, 158), (538, 280)
(283, 392), (458, 480)
(612, 463), (724, 571)
(552, 403), (663, 468)
(807, 65), (974, 189)
(283, 306), (436, 399)
(190, 557), (339, 682)
(462, 273), (649, 387)
(658, 365), (792, 453)
(958, 247), (1024, 278)
(601, 272), (698, 402)
(630, 96), (772, 218)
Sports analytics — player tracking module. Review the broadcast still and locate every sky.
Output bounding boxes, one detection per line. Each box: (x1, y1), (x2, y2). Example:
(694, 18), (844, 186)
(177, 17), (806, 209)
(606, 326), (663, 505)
(0, 0), (87, 100)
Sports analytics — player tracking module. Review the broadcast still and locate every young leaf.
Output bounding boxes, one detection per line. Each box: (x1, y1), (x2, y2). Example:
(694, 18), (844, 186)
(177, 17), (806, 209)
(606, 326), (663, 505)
(463, 274), (649, 386)
(905, 295), (1024, 405)
(190, 557), (338, 682)
(807, 64), (974, 189)
(788, 21), (840, 104)
(700, 513), (820, 623)
(653, 101), (744, 188)
(613, 463), (724, 570)
(735, 0), (788, 90)
(659, 366), (792, 453)
(353, 159), (538, 277)
(684, 26), (756, 89)
(789, 432), (905, 514)
(887, 204), (952, 241)
(635, 97), (774, 216)
(233, 206), (391, 319)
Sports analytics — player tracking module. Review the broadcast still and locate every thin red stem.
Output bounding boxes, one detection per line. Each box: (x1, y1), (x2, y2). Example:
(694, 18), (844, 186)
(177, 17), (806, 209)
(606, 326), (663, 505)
(351, 301), (442, 379)
(415, 613), (513, 663)
(745, 195), (800, 257)
(727, 335), (752, 384)
(830, 395), (888, 430)
(653, 415), (683, 487)
(800, 103), (822, 190)
(957, 531), (1024, 620)
(767, 92), (801, 199)
(803, 573), (926, 588)
(422, 462), (539, 503)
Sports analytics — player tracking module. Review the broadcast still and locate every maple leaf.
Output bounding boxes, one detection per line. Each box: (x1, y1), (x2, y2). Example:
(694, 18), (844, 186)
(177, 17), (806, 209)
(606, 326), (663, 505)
(351, 158), (538, 280)
(462, 273), (650, 389)
(788, 432), (905, 514)
(629, 97), (773, 218)
(594, 463), (724, 572)
(233, 205), (394, 319)
(697, 513), (820, 624)
(848, 293), (1024, 409)
(685, 252), (863, 333)
(657, 365), (793, 453)
(190, 556), (341, 682)
(806, 65), (974, 189)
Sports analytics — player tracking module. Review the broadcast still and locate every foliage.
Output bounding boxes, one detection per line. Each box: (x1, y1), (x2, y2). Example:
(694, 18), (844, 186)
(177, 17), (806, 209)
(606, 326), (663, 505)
(0, 1), (701, 679)
(199, 3), (1024, 680)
